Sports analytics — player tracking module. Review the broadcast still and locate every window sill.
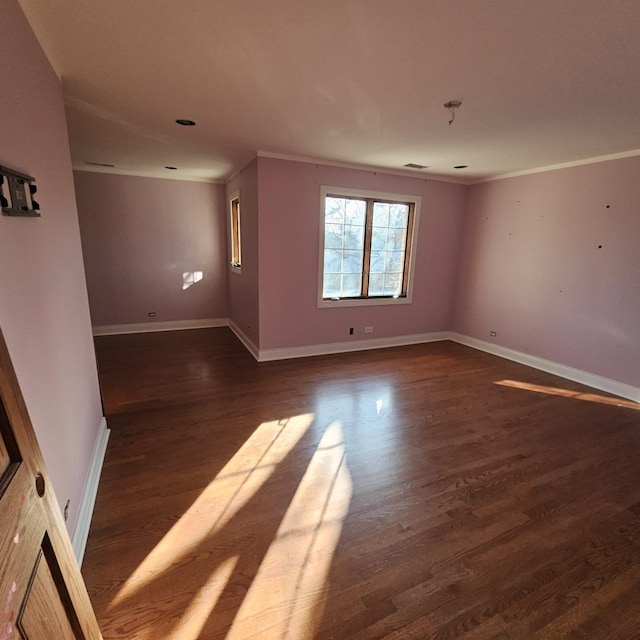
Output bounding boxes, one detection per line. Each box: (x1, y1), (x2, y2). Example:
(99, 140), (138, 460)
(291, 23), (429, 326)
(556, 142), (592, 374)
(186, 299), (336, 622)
(318, 295), (411, 309)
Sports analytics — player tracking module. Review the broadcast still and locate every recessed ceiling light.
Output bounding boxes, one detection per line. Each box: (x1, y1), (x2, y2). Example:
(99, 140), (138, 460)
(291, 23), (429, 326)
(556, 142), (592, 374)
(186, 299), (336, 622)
(404, 163), (428, 169)
(454, 165), (468, 169)
(165, 166), (178, 170)
(175, 119), (196, 126)
(85, 161), (115, 167)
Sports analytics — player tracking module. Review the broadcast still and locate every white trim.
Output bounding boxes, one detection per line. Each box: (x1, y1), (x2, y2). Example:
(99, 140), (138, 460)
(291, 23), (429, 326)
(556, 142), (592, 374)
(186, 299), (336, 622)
(318, 296), (414, 309)
(228, 319), (260, 361)
(449, 333), (640, 404)
(317, 186), (421, 309)
(74, 148), (640, 187)
(72, 165), (224, 184)
(258, 332), (450, 362)
(71, 417), (110, 566)
(471, 148), (640, 184)
(248, 329), (640, 401)
(92, 318), (228, 336)
(256, 151), (469, 185)
(88, 318), (640, 402)
(255, 148), (640, 187)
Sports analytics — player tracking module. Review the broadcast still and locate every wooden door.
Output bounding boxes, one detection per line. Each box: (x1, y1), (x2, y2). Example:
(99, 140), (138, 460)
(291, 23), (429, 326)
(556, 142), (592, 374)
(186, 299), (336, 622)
(0, 328), (102, 639)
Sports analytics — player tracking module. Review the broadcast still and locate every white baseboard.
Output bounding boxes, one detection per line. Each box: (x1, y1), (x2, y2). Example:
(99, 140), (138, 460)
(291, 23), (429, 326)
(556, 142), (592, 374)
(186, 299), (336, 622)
(449, 332), (640, 403)
(71, 417), (110, 566)
(89, 320), (639, 403)
(93, 318), (228, 336)
(257, 332), (451, 362)
(227, 320), (260, 361)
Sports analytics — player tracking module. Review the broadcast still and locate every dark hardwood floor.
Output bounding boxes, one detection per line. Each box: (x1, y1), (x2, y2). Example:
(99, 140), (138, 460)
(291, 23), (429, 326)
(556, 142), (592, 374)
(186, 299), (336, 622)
(82, 328), (640, 639)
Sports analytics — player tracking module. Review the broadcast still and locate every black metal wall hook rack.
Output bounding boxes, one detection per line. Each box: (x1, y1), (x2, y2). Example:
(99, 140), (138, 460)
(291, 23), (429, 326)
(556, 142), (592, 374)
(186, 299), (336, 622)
(0, 165), (41, 217)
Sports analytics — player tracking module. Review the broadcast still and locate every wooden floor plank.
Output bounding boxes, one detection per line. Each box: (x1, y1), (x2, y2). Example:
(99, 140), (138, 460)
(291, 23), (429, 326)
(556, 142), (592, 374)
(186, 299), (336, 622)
(82, 328), (640, 639)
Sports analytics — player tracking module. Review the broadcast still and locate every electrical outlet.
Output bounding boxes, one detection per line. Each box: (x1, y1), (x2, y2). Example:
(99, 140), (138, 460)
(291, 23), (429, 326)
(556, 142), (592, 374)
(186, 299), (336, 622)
(349, 327), (354, 335)
(365, 326), (373, 333)
(148, 311), (156, 318)
(489, 331), (497, 337)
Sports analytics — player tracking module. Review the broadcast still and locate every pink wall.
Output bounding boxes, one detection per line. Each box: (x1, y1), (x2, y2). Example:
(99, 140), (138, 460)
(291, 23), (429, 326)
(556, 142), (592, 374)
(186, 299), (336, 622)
(454, 156), (640, 388)
(0, 0), (103, 531)
(74, 171), (229, 326)
(226, 160), (260, 346)
(257, 157), (467, 349)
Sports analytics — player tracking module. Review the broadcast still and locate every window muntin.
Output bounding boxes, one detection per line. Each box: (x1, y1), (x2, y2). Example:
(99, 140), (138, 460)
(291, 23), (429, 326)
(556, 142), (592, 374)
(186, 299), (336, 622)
(320, 187), (418, 306)
(230, 193), (241, 272)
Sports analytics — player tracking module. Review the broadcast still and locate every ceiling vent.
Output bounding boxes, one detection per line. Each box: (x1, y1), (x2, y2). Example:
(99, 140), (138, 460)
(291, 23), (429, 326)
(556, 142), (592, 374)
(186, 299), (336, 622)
(404, 163), (428, 169)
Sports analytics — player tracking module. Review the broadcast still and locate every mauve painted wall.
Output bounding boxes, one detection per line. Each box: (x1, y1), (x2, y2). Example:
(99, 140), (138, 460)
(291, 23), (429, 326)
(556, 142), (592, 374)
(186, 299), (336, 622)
(0, 0), (103, 531)
(257, 157), (467, 349)
(453, 156), (640, 388)
(226, 160), (260, 346)
(74, 171), (229, 326)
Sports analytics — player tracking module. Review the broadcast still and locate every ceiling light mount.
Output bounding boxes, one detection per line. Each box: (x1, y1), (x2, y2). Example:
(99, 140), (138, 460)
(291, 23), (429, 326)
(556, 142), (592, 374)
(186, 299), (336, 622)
(444, 100), (462, 126)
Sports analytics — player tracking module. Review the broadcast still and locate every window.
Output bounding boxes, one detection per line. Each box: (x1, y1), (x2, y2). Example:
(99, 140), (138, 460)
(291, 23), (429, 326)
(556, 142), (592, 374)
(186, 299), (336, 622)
(318, 186), (420, 307)
(229, 192), (241, 273)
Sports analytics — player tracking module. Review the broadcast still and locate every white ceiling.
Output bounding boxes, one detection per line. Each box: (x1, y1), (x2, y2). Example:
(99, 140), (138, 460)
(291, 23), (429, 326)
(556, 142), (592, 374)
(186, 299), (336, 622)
(18, 0), (640, 183)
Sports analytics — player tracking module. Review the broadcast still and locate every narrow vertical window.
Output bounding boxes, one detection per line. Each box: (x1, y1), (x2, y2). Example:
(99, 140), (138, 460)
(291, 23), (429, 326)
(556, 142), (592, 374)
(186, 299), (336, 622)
(230, 193), (242, 272)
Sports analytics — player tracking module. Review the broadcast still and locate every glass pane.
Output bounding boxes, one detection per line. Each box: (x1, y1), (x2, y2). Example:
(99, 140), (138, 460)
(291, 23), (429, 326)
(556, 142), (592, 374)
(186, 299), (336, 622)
(384, 273), (402, 296)
(385, 251), (404, 273)
(371, 226), (388, 251)
(389, 204), (409, 228)
(344, 225), (364, 250)
(345, 199), (366, 225)
(373, 202), (389, 227)
(324, 249), (342, 273)
(369, 251), (386, 273)
(323, 273), (341, 298)
(342, 273), (361, 297)
(343, 250), (363, 274)
(387, 227), (406, 251)
(324, 224), (344, 249)
(368, 274), (385, 296)
(325, 197), (345, 224)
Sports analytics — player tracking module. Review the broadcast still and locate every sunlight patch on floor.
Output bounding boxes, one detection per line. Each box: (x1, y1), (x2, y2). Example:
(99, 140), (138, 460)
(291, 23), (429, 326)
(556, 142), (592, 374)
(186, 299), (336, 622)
(109, 413), (315, 608)
(165, 555), (239, 640)
(495, 379), (639, 410)
(226, 420), (352, 640)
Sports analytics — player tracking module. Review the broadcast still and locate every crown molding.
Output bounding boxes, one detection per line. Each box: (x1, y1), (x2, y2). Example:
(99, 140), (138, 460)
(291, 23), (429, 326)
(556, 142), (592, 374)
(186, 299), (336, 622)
(256, 151), (471, 185)
(471, 149), (640, 184)
(73, 165), (225, 184)
(75, 147), (640, 189)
